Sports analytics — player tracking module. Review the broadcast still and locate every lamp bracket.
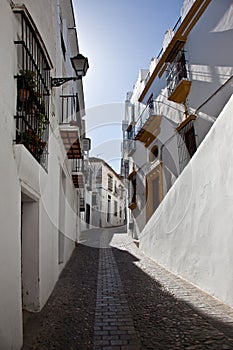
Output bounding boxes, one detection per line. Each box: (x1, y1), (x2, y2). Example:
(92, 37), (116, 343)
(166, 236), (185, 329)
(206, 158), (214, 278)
(51, 76), (81, 88)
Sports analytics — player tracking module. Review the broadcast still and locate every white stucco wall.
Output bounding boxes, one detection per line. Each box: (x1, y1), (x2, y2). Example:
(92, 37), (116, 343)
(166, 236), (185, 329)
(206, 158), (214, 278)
(0, 1), (84, 349)
(0, 3), (23, 349)
(140, 94), (233, 307)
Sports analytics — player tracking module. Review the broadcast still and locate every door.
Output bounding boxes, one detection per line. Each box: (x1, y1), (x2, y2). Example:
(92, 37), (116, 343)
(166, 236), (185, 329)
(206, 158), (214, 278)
(21, 193), (40, 312)
(146, 163), (163, 222)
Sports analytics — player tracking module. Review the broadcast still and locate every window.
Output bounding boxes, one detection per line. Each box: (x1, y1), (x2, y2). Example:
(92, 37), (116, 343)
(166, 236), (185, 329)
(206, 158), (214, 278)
(114, 201), (118, 216)
(114, 181), (118, 196)
(177, 117), (197, 172)
(119, 185), (124, 199)
(14, 9), (51, 171)
(92, 193), (97, 206)
(95, 167), (102, 187)
(128, 170), (137, 210)
(108, 174), (113, 191)
(107, 195), (111, 223)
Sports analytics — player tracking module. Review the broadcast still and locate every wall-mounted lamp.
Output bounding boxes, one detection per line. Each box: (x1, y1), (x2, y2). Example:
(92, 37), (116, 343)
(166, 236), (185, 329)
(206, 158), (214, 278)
(51, 53), (89, 87)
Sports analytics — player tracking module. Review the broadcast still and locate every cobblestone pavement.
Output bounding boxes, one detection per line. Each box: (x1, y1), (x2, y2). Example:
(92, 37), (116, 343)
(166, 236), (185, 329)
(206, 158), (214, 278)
(22, 228), (233, 350)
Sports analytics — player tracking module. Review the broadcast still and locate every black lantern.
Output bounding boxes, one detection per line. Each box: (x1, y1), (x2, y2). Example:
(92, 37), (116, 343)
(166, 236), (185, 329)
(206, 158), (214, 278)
(71, 54), (89, 77)
(51, 53), (89, 87)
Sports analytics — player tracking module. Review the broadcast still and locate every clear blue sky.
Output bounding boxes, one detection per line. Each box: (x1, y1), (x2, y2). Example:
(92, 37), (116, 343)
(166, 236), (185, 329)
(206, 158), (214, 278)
(73, 0), (184, 172)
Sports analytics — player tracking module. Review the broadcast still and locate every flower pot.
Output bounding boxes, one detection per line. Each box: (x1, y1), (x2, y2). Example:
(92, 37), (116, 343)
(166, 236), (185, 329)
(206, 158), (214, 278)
(18, 88), (30, 102)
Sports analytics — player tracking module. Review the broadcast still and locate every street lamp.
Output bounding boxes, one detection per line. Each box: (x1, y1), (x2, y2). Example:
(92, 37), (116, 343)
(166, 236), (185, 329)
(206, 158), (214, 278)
(51, 54), (89, 87)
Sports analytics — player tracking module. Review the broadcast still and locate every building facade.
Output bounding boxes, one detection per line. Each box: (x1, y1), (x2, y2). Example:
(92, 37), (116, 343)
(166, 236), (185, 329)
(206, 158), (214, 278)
(89, 158), (125, 228)
(0, 1), (89, 349)
(121, 0), (233, 307)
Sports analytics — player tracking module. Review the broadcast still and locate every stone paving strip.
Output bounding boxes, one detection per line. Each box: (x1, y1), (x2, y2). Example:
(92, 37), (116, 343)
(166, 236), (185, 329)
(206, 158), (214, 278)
(94, 247), (141, 350)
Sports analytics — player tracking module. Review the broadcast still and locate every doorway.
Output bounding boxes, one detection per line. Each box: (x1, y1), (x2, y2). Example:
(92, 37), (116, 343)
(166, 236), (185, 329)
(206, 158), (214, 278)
(146, 163), (163, 222)
(21, 192), (40, 313)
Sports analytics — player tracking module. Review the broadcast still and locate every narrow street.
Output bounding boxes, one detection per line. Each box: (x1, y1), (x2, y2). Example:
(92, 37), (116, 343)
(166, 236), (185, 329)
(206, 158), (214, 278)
(22, 228), (233, 350)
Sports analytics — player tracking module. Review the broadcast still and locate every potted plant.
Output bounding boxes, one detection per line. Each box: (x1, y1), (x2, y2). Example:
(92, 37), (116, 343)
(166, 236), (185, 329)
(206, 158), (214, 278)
(20, 113), (49, 156)
(17, 70), (37, 102)
(38, 113), (49, 139)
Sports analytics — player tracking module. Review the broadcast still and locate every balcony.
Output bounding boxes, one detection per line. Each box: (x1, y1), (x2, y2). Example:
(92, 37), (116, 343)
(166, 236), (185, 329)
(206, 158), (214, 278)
(126, 123), (136, 155)
(71, 159), (84, 188)
(139, 0), (212, 102)
(128, 140), (136, 156)
(79, 188), (85, 212)
(167, 52), (192, 104)
(134, 102), (162, 148)
(59, 94), (82, 159)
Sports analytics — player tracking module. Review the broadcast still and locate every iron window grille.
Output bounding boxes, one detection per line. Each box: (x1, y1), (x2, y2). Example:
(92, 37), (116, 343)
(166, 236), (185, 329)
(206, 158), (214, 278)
(177, 120), (197, 172)
(14, 10), (51, 171)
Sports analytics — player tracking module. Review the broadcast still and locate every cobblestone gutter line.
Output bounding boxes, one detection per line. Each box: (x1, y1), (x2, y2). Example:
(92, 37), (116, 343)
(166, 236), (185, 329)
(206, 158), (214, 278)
(94, 247), (141, 350)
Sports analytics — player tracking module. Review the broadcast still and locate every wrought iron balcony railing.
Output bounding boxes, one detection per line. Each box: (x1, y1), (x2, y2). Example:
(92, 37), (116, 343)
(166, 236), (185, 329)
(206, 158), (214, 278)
(60, 94), (81, 127)
(166, 51), (191, 103)
(71, 159), (84, 188)
(59, 94), (83, 159)
(134, 101), (162, 147)
(72, 159), (84, 173)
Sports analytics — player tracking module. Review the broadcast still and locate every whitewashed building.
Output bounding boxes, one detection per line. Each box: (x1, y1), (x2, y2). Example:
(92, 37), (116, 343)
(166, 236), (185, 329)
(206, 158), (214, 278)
(0, 1), (89, 349)
(89, 158), (125, 228)
(121, 0), (233, 307)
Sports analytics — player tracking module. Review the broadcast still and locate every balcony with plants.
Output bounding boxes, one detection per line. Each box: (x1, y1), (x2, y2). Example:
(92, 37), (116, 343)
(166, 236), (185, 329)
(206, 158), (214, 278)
(134, 101), (162, 148)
